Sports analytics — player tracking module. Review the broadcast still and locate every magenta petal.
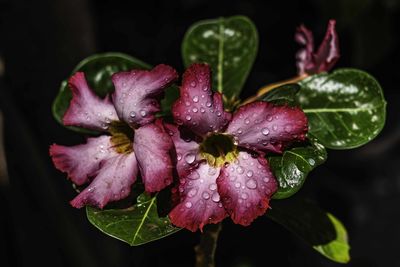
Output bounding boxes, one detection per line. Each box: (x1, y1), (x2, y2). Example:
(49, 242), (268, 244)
(49, 135), (118, 185)
(295, 20), (340, 75)
(164, 123), (201, 177)
(70, 152), (138, 209)
(112, 64), (178, 127)
(217, 152), (277, 226)
(133, 120), (174, 192)
(169, 163), (227, 232)
(226, 102), (308, 153)
(172, 63), (231, 136)
(63, 72), (119, 131)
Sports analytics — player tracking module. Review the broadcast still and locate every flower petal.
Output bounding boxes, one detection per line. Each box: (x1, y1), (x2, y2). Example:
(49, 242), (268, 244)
(70, 152), (138, 209)
(295, 20), (340, 75)
(133, 120), (174, 192)
(63, 72), (119, 131)
(169, 162), (227, 232)
(49, 135), (118, 185)
(164, 123), (201, 177)
(172, 63), (231, 137)
(226, 102), (308, 153)
(217, 151), (277, 226)
(112, 64), (178, 127)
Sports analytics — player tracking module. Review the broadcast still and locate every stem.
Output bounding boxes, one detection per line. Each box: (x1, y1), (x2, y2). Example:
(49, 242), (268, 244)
(195, 223), (222, 267)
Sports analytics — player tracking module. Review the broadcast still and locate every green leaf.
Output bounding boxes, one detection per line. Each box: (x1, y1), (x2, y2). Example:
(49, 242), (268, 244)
(260, 83), (300, 105)
(182, 16), (258, 102)
(314, 213), (351, 264)
(159, 85), (180, 117)
(86, 193), (180, 246)
(297, 68), (387, 149)
(266, 197), (350, 263)
(270, 137), (327, 199)
(52, 52), (150, 133)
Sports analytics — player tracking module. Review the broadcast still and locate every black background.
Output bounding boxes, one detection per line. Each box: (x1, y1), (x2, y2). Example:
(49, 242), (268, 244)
(0, 0), (399, 266)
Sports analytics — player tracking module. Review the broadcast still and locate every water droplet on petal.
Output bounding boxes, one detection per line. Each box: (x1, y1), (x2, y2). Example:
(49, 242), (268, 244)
(185, 202), (192, 208)
(191, 81), (196, 87)
(192, 107), (198, 113)
(186, 115), (192, 121)
(266, 115), (273, 122)
(246, 170), (253, 177)
(237, 166), (244, 174)
(200, 107), (205, 113)
(263, 177), (270, 183)
(206, 102), (212, 107)
(244, 118), (250, 124)
(177, 153), (182, 161)
(246, 179), (257, 189)
(192, 96), (199, 102)
(261, 128), (270, 136)
(272, 125), (278, 131)
(242, 153), (249, 160)
(185, 153), (196, 164)
(211, 192), (220, 202)
(188, 188), (198, 197)
(241, 192), (248, 199)
(130, 111), (136, 118)
(235, 182), (241, 188)
(202, 192), (210, 200)
(140, 110), (147, 117)
(209, 184), (217, 191)
(284, 125), (292, 132)
(189, 170), (200, 180)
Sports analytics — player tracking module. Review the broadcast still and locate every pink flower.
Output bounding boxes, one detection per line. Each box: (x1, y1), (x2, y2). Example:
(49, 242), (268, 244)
(295, 20), (340, 75)
(167, 63), (308, 231)
(50, 65), (178, 208)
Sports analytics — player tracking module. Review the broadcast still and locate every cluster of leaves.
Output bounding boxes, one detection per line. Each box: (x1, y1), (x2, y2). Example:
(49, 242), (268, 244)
(52, 16), (386, 263)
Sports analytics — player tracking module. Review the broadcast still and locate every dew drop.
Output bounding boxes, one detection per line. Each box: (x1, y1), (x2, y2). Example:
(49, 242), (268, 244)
(272, 125), (278, 131)
(284, 125), (292, 133)
(206, 102), (212, 107)
(184, 153), (196, 164)
(189, 170), (200, 180)
(129, 111), (136, 118)
(261, 128), (270, 136)
(263, 177), (270, 183)
(186, 115), (192, 121)
(211, 192), (220, 202)
(202, 192), (210, 200)
(246, 170), (253, 177)
(192, 96), (199, 103)
(235, 182), (241, 188)
(241, 192), (248, 199)
(200, 107), (206, 113)
(308, 158), (315, 166)
(237, 128), (243, 135)
(242, 153), (249, 160)
(209, 183), (217, 191)
(217, 111), (221, 117)
(185, 202), (193, 208)
(191, 81), (196, 87)
(237, 166), (244, 174)
(192, 107), (198, 113)
(140, 110), (147, 117)
(246, 179), (257, 189)
(244, 118), (250, 124)
(188, 188), (198, 197)
(177, 153), (182, 161)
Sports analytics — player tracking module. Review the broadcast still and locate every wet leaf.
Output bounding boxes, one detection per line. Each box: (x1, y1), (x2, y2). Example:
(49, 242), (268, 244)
(270, 136), (327, 199)
(87, 193), (181, 246)
(260, 83), (300, 105)
(182, 16), (258, 103)
(297, 68), (386, 149)
(266, 197), (350, 263)
(52, 52), (150, 133)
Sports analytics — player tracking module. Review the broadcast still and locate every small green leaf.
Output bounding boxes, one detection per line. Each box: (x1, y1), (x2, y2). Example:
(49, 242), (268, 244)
(314, 213), (351, 264)
(270, 137), (327, 199)
(260, 83), (300, 105)
(52, 52), (150, 133)
(182, 16), (258, 103)
(86, 193), (180, 246)
(297, 68), (387, 149)
(266, 197), (350, 263)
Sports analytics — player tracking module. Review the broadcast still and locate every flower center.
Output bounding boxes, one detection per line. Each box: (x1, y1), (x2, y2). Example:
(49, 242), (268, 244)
(109, 121), (134, 154)
(199, 133), (238, 167)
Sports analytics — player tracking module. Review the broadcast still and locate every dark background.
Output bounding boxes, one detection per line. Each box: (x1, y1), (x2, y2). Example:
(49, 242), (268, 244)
(0, 0), (399, 266)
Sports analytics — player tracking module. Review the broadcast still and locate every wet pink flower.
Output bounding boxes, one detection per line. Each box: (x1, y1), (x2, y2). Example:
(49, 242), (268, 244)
(50, 65), (178, 208)
(295, 20), (340, 75)
(167, 63), (308, 231)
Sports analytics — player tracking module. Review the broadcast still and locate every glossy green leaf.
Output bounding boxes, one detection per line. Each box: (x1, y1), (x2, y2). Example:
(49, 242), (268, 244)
(182, 16), (258, 103)
(297, 68), (386, 149)
(52, 52), (150, 133)
(270, 137), (327, 199)
(266, 197), (350, 263)
(87, 193), (180, 246)
(314, 213), (351, 263)
(260, 83), (300, 105)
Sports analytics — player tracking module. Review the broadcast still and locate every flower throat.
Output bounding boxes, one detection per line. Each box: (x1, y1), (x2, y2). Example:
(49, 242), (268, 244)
(199, 133), (238, 167)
